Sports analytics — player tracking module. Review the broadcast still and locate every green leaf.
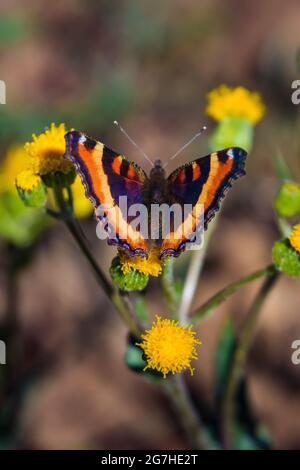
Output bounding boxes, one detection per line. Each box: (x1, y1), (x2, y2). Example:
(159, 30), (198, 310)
(233, 423), (271, 450)
(233, 378), (272, 449)
(215, 318), (237, 409)
(170, 279), (183, 306)
(274, 182), (300, 218)
(272, 239), (300, 277)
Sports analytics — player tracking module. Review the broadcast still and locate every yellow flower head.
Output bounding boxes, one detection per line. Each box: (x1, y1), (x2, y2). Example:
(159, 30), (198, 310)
(206, 85), (266, 124)
(71, 175), (93, 219)
(289, 223), (300, 253)
(120, 247), (163, 277)
(24, 123), (73, 175)
(137, 316), (201, 378)
(15, 170), (42, 191)
(0, 144), (29, 193)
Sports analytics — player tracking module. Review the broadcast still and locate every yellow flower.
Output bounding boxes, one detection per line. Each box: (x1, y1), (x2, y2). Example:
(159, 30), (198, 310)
(24, 123), (73, 175)
(137, 316), (201, 378)
(71, 175), (93, 219)
(206, 85), (266, 124)
(289, 223), (300, 253)
(15, 170), (42, 191)
(120, 247), (163, 277)
(0, 144), (29, 193)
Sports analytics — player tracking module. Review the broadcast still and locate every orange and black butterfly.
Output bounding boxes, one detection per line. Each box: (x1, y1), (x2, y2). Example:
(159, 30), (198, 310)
(64, 131), (247, 259)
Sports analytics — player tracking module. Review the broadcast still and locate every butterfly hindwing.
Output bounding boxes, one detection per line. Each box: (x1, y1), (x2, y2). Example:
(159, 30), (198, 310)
(160, 147), (247, 258)
(65, 131), (149, 256)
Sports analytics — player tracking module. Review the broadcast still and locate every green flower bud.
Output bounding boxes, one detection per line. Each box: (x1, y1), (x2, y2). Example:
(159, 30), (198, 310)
(110, 256), (149, 291)
(42, 169), (76, 188)
(125, 335), (163, 381)
(125, 341), (146, 372)
(272, 239), (300, 277)
(209, 116), (253, 152)
(15, 171), (47, 208)
(274, 182), (300, 218)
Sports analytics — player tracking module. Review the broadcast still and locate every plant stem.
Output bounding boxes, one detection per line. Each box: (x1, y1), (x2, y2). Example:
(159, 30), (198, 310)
(110, 291), (141, 338)
(65, 218), (140, 337)
(52, 183), (141, 338)
(118, 290), (145, 333)
(179, 251), (205, 326)
(277, 217), (291, 238)
(190, 265), (276, 325)
(178, 218), (217, 325)
(221, 270), (279, 449)
(161, 258), (179, 319)
(65, 218), (113, 298)
(162, 375), (214, 449)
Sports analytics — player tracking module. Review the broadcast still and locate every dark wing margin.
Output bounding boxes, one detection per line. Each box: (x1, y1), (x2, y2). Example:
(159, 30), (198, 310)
(64, 130), (150, 257)
(160, 147), (247, 258)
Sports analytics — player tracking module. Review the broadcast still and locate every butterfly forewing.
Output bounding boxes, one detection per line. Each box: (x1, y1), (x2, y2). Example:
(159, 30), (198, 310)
(65, 131), (150, 256)
(160, 147), (247, 258)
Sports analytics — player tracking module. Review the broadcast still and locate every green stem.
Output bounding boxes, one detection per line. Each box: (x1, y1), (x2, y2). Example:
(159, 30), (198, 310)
(190, 265), (276, 325)
(221, 270), (279, 449)
(277, 217), (291, 238)
(52, 183), (141, 338)
(118, 290), (145, 333)
(162, 375), (215, 449)
(65, 218), (113, 298)
(161, 258), (179, 319)
(179, 217), (217, 325)
(179, 251), (204, 325)
(110, 291), (141, 338)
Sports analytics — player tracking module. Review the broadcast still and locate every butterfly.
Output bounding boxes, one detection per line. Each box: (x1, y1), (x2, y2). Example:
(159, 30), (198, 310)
(64, 131), (247, 259)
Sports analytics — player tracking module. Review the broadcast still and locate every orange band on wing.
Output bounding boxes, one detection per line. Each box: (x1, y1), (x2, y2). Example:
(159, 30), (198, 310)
(160, 153), (235, 257)
(192, 162), (201, 181)
(77, 142), (148, 252)
(197, 153), (233, 210)
(111, 155), (122, 174)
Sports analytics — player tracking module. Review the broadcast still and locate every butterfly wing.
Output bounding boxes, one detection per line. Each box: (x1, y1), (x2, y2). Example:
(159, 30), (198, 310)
(160, 147), (247, 258)
(65, 131), (150, 256)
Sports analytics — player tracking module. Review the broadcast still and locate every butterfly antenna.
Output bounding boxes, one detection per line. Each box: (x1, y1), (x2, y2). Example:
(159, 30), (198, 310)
(163, 125), (207, 169)
(114, 121), (154, 167)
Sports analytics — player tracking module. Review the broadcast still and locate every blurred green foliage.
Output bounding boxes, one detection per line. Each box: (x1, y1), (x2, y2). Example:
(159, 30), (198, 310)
(0, 191), (48, 247)
(0, 11), (32, 47)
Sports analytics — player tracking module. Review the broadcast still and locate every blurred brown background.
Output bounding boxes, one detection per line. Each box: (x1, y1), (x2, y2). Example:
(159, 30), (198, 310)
(0, 0), (300, 450)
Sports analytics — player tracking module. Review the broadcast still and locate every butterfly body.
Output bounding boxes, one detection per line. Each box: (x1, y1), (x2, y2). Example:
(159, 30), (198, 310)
(147, 161), (168, 204)
(65, 131), (247, 259)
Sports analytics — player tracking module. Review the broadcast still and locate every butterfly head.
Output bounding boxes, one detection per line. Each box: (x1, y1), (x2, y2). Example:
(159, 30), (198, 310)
(150, 159), (166, 179)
